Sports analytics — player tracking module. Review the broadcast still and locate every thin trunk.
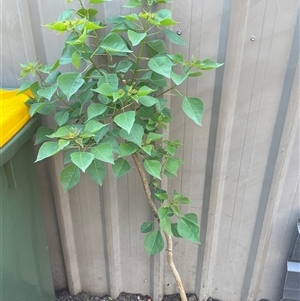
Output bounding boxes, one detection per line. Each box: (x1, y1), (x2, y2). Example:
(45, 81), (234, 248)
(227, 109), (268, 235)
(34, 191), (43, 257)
(164, 233), (187, 301)
(132, 153), (188, 301)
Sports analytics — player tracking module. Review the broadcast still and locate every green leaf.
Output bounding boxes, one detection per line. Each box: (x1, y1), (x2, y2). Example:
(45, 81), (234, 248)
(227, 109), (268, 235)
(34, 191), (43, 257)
(77, 8), (98, 18)
(137, 86), (155, 96)
(58, 139), (71, 150)
(188, 71), (202, 77)
(44, 21), (67, 32)
(60, 45), (77, 65)
(144, 230), (164, 255)
(165, 157), (182, 176)
(114, 111), (135, 134)
(91, 143), (114, 164)
(37, 85), (56, 100)
(171, 223), (182, 238)
(112, 158), (131, 180)
(60, 164), (80, 192)
(159, 19), (177, 26)
(124, 0), (142, 8)
(54, 111), (70, 126)
(171, 71), (188, 86)
(87, 103), (107, 120)
(146, 39), (166, 57)
(85, 120), (107, 134)
(127, 30), (146, 46)
(182, 97), (204, 125)
(57, 72), (84, 100)
(119, 143), (139, 157)
(150, 73), (167, 88)
(148, 55), (172, 78)
(146, 132), (164, 143)
(29, 103), (51, 117)
(102, 136), (120, 154)
(199, 58), (223, 70)
(90, 0), (111, 3)
(143, 159), (162, 180)
(124, 13), (139, 21)
(141, 221), (153, 233)
(85, 21), (105, 30)
(68, 28), (87, 45)
(137, 96), (158, 107)
(35, 127), (54, 145)
(47, 127), (70, 138)
(71, 51), (81, 69)
(177, 213), (200, 244)
(45, 71), (61, 85)
(158, 207), (172, 220)
(70, 152), (94, 172)
(116, 60), (133, 73)
(58, 9), (73, 21)
(101, 33), (132, 53)
(173, 191), (192, 204)
(154, 188), (168, 202)
(163, 29), (186, 45)
(94, 124), (110, 143)
(18, 81), (32, 94)
(119, 124), (144, 147)
(141, 145), (153, 156)
(64, 150), (77, 164)
(172, 203), (181, 217)
(94, 83), (115, 96)
(86, 160), (106, 186)
(168, 53), (184, 63)
(98, 73), (119, 90)
(160, 216), (172, 235)
(137, 106), (154, 119)
(153, 9), (177, 26)
(36, 142), (60, 162)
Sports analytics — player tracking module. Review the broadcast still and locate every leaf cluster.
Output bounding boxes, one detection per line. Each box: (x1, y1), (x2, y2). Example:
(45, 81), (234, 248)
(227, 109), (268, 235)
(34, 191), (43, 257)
(19, 0), (222, 255)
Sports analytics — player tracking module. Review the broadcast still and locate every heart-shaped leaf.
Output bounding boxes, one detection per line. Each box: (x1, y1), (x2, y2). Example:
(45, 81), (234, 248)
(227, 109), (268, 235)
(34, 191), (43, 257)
(36, 142), (60, 162)
(141, 221), (153, 233)
(144, 230), (164, 255)
(119, 124), (144, 147)
(148, 54), (172, 78)
(182, 97), (204, 125)
(70, 152), (94, 172)
(143, 159), (162, 180)
(86, 160), (106, 186)
(127, 30), (146, 46)
(114, 111), (135, 134)
(60, 164), (81, 192)
(101, 33), (132, 53)
(177, 213), (200, 244)
(91, 143), (114, 164)
(112, 158), (131, 180)
(57, 72), (84, 100)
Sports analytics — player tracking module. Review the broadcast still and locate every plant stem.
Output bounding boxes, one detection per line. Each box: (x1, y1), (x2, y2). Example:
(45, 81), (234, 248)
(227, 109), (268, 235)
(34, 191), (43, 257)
(131, 153), (159, 220)
(131, 153), (187, 301)
(164, 233), (187, 301)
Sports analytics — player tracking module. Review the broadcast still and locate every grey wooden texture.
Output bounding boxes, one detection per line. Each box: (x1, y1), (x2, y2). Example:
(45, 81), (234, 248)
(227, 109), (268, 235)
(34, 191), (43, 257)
(1, 0), (299, 300)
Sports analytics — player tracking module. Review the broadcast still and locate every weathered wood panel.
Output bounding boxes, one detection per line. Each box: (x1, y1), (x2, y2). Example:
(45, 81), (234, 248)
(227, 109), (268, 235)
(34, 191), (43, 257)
(1, 0), (299, 300)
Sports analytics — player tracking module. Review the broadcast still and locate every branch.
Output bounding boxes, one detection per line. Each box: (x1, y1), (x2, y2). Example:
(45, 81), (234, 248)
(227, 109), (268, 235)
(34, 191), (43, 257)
(131, 153), (159, 220)
(131, 153), (187, 301)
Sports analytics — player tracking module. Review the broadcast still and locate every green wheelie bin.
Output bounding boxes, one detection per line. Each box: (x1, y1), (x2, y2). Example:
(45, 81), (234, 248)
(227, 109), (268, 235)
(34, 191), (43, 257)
(0, 89), (55, 301)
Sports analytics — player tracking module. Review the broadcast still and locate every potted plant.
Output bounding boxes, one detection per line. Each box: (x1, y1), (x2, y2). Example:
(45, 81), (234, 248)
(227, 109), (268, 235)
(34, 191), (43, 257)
(19, 0), (222, 300)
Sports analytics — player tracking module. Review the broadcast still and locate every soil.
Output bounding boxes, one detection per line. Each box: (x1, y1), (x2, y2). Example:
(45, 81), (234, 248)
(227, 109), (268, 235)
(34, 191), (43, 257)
(55, 290), (220, 301)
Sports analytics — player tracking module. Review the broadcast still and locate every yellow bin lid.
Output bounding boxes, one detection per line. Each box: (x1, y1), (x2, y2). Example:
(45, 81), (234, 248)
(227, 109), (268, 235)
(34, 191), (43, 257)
(0, 89), (31, 147)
